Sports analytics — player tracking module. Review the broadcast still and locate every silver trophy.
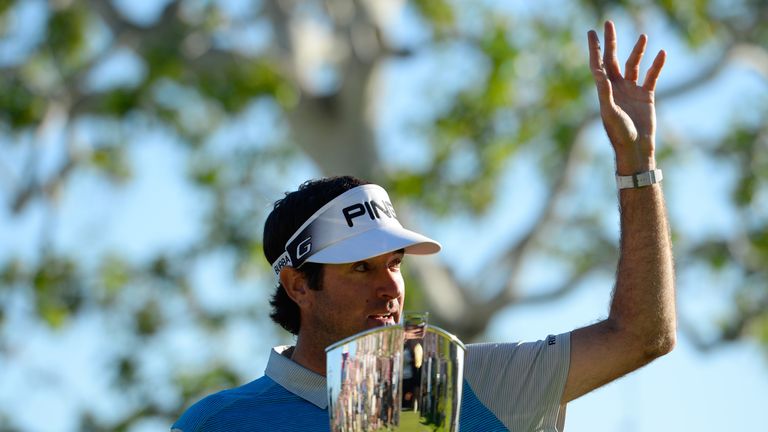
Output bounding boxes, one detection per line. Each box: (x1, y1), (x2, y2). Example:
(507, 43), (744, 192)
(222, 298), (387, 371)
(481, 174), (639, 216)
(326, 312), (465, 431)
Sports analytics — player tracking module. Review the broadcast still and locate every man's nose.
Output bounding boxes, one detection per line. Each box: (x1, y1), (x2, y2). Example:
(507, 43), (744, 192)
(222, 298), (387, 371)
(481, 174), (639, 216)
(376, 268), (404, 300)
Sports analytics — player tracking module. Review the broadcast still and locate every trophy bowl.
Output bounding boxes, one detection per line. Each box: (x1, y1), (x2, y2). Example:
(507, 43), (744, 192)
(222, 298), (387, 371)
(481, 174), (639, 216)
(326, 317), (465, 431)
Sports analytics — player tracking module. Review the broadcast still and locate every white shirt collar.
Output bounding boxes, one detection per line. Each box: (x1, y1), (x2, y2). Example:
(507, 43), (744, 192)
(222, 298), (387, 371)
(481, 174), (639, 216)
(265, 345), (328, 409)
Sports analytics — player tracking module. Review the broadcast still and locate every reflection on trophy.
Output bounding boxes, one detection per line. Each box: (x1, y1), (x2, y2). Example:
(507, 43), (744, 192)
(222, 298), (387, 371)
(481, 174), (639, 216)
(326, 312), (465, 431)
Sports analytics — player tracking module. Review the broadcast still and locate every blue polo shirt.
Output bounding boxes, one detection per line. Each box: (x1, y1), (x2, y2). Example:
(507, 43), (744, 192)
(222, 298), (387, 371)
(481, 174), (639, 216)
(172, 333), (570, 432)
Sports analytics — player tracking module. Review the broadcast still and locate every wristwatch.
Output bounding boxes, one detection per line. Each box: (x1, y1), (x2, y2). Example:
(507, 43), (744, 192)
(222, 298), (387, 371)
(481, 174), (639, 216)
(616, 169), (663, 189)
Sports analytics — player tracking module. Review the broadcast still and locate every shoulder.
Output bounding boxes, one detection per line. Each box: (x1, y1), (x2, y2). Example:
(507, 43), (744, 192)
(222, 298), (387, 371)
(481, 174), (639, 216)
(171, 375), (286, 432)
(465, 333), (570, 370)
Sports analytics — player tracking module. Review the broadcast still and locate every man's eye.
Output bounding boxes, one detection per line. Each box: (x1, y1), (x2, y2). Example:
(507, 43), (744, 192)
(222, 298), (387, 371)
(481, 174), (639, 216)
(353, 262), (369, 272)
(390, 259), (402, 270)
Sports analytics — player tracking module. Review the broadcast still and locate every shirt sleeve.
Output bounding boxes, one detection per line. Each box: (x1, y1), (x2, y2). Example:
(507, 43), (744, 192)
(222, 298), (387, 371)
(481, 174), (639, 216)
(463, 332), (571, 431)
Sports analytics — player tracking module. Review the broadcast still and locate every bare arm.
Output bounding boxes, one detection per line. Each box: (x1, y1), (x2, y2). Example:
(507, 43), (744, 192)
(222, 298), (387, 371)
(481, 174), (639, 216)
(561, 21), (676, 404)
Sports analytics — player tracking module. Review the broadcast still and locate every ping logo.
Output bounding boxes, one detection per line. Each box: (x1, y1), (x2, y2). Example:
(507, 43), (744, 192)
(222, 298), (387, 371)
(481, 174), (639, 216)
(342, 200), (397, 227)
(296, 237), (312, 260)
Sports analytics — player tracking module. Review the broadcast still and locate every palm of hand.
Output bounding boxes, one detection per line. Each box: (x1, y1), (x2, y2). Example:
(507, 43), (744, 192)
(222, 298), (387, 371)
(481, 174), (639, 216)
(605, 79), (655, 150)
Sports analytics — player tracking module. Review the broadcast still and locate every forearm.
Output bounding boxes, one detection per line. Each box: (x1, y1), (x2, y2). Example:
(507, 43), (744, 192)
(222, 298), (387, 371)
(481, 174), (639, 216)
(609, 166), (676, 356)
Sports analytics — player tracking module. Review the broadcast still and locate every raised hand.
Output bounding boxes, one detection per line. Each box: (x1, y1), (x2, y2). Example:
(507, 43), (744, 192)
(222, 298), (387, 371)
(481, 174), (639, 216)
(588, 21), (666, 175)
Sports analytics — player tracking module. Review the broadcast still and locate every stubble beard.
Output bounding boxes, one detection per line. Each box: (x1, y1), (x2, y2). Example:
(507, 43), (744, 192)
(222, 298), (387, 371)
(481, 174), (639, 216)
(308, 305), (363, 350)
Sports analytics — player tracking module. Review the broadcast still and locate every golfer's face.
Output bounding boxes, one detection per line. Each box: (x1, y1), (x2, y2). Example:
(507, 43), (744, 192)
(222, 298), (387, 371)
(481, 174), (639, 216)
(305, 250), (405, 345)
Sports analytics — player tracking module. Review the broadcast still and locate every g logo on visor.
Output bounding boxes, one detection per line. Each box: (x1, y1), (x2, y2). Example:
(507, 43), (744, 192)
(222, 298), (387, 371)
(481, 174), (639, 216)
(296, 237), (312, 260)
(286, 230), (314, 268)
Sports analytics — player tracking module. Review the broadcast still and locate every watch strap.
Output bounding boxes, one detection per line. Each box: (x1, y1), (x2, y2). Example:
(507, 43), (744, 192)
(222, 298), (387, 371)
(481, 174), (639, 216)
(616, 169), (663, 189)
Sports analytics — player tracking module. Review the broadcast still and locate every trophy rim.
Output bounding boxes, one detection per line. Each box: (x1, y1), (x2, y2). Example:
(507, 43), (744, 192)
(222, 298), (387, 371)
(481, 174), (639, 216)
(425, 325), (466, 350)
(324, 324), (466, 353)
(325, 325), (403, 353)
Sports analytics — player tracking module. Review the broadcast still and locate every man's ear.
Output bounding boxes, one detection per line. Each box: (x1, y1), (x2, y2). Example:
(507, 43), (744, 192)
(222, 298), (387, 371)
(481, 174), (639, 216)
(279, 266), (310, 306)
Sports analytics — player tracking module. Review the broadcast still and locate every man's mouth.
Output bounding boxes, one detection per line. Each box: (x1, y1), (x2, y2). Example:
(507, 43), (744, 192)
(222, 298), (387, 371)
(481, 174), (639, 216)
(367, 313), (396, 327)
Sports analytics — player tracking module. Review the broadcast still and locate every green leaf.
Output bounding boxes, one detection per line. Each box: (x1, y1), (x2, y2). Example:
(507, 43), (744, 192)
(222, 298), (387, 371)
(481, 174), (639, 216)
(0, 0), (15, 16)
(90, 145), (132, 183)
(98, 256), (132, 304)
(0, 77), (45, 127)
(32, 255), (81, 328)
(412, 0), (455, 34)
(46, 5), (89, 69)
(135, 300), (162, 336)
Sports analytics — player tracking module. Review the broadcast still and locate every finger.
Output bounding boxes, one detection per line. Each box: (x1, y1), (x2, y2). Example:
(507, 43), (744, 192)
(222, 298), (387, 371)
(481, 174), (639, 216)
(624, 34), (647, 83)
(588, 30), (613, 107)
(642, 49), (666, 92)
(587, 30), (603, 72)
(589, 32), (614, 109)
(602, 21), (622, 80)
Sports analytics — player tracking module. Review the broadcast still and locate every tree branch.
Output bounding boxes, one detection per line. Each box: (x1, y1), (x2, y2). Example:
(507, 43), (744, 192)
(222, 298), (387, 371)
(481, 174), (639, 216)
(728, 43), (768, 79)
(84, 0), (143, 35)
(679, 293), (768, 352)
(490, 119), (593, 303)
(282, 1), (383, 179)
(10, 103), (73, 214)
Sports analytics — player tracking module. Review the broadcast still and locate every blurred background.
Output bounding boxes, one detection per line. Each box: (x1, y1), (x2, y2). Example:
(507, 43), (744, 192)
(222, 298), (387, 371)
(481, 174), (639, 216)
(1, 0), (767, 431)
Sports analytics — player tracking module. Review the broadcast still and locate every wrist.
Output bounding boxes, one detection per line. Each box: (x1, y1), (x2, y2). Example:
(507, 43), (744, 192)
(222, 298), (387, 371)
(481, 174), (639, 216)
(615, 156), (656, 176)
(613, 137), (656, 175)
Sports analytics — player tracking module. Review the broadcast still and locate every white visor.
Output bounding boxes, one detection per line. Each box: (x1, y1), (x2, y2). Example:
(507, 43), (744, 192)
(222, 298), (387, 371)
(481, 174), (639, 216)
(271, 184), (441, 277)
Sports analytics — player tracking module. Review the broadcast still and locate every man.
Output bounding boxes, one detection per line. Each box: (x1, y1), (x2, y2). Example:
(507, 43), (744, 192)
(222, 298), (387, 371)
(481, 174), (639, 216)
(172, 21), (675, 431)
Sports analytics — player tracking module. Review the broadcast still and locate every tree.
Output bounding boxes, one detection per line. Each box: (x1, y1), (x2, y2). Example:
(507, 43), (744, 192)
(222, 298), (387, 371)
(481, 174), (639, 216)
(1, 0), (766, 430)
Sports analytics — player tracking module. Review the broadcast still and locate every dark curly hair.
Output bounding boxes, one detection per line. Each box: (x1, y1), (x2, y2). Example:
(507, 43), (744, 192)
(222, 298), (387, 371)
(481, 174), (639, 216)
(264, 176), (370, 335)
